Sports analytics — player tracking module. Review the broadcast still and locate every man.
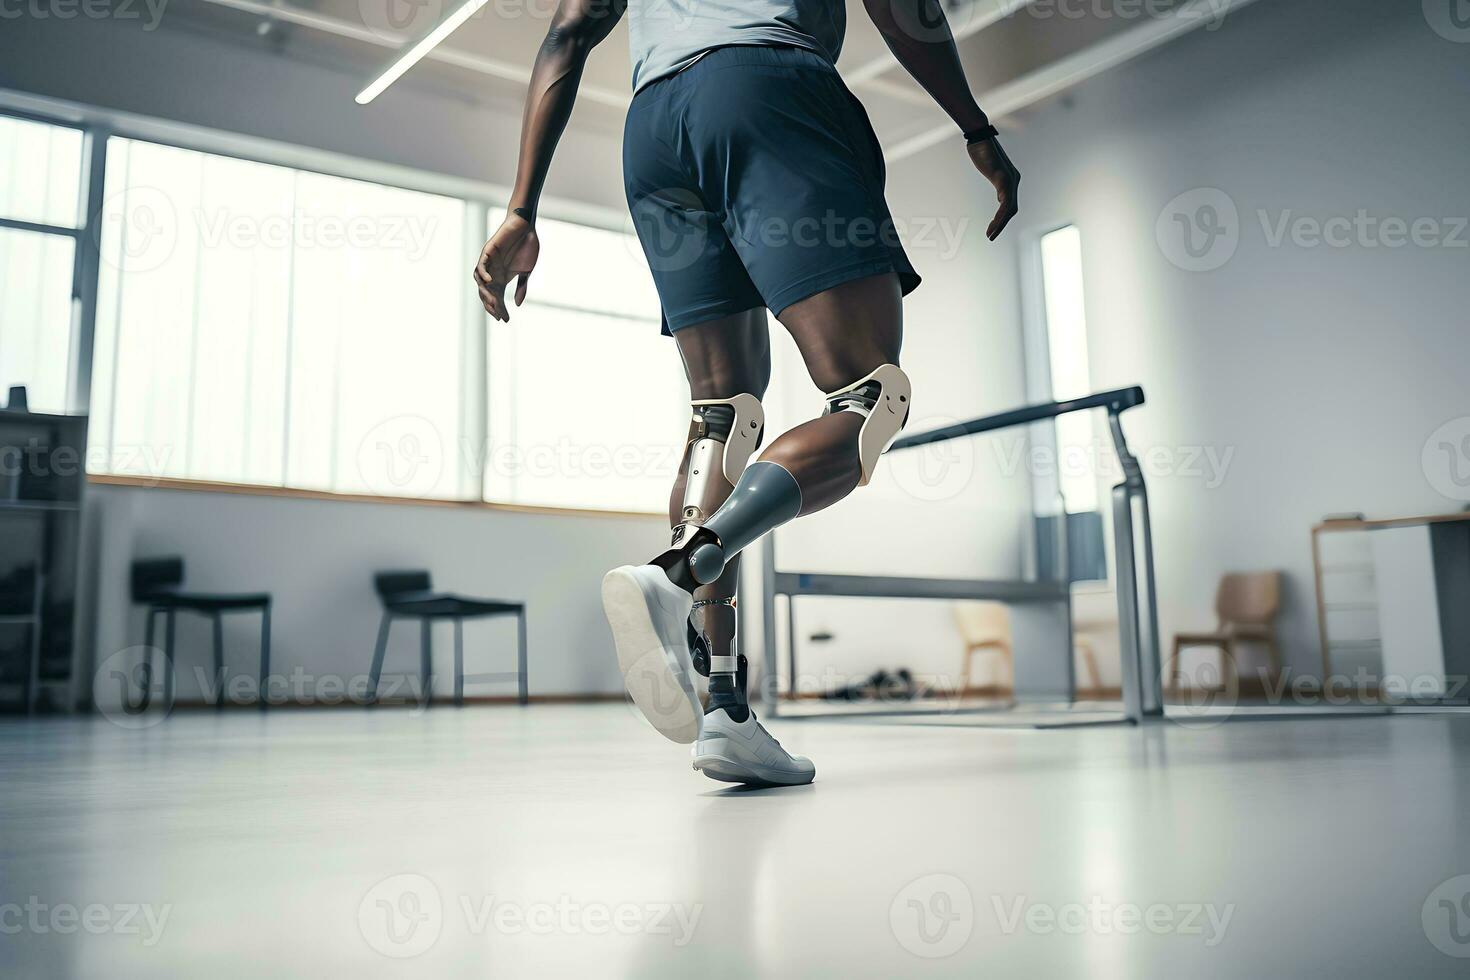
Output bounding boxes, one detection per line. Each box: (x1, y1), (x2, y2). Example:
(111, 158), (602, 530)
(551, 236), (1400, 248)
(475, 0), (1019, 786)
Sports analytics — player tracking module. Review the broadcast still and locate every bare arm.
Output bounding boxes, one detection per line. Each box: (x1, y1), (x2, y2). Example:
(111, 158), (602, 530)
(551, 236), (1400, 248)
(862, 0), (1020, 239)
(474, 0), (625, 320)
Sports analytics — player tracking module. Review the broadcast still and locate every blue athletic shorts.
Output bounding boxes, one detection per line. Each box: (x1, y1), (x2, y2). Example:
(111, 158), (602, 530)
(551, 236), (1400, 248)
(622, 45), (922, 335)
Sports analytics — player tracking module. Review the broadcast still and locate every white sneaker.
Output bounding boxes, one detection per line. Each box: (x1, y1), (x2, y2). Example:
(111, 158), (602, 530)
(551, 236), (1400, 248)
(692, 708), (816, 786)
(602, 565), (701, 743)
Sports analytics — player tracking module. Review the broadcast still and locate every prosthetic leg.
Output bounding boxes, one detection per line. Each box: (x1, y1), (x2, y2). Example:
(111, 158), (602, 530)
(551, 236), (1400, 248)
(674, 395), (763, 722)
(655, 364), (911, 589)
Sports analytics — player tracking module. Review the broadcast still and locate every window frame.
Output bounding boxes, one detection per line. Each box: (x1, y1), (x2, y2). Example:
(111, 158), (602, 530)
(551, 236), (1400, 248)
(0, 89), (664, 517)
(1019, 220), (1111, 587)
(0, 106), (104, 416)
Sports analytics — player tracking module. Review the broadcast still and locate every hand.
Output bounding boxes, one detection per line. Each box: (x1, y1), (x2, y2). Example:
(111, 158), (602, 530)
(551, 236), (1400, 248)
(967, 137), (1020, 241)
(474, 213), (540, 322)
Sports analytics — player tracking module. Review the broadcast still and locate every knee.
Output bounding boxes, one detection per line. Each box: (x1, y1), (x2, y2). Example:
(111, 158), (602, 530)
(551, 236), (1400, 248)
(805, 346), (898, 396)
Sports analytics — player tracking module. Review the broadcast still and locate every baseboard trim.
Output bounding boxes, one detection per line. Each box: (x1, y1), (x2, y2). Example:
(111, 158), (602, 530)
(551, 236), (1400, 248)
(160, 693), (626, 710)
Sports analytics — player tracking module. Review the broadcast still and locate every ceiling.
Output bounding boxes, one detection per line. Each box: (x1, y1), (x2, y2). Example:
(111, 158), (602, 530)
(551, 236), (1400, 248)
(151, 0), (1240, 154)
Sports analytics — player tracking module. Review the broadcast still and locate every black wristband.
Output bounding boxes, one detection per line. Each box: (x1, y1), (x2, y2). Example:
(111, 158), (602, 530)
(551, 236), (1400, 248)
(964, 124), (999, 144)
(511, 206), (535, 224)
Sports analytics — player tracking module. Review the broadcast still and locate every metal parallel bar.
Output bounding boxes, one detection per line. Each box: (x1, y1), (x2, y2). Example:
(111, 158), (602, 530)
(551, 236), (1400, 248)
(892, 386), (1144, 451)
(1106, 408), (1164, 722)
(772, 572), (1066, 604)
(757, 385), (1158, 727)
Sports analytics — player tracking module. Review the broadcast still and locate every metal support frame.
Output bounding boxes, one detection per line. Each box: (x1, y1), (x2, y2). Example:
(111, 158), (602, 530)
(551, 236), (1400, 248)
(758, 386), (1165, 726)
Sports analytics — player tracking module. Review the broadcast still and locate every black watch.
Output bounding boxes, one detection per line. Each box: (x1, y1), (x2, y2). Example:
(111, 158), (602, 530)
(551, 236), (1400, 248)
(964, 124), (999, 145)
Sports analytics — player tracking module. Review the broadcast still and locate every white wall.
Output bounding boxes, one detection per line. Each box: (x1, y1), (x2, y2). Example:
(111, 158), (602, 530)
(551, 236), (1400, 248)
(16, 0), (1465, 705)
(995, 0), (1470, 680)
(4, 10), (1037, 701)
(86, 482), (669, 707)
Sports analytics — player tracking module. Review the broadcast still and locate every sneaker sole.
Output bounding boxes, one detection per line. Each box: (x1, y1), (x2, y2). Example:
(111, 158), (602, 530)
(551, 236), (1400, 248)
(692, 750), (816, 787)
(602, 567), (701, 744)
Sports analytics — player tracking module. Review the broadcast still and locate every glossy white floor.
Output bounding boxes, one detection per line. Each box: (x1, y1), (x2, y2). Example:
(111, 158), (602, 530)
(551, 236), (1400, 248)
(2, 703), (1469, 978)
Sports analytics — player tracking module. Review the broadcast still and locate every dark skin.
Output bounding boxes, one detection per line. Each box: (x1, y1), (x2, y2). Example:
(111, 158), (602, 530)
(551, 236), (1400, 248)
(670, 308), (771, 662)
(474, 0), (1020, 658)
(473, 0), (1020, 318)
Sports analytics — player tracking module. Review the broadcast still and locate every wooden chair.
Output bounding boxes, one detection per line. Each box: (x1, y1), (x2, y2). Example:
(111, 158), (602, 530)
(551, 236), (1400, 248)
(1168, 571), (1282, 694)
(951, 602), (1105, 695)
(952, 602), (1012, 694)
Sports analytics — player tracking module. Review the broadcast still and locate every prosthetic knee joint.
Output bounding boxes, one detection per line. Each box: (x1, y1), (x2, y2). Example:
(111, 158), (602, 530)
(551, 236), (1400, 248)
(671, 393), (764, 547)
(671, 394), (763, 712)
(823, 364), (912, 485)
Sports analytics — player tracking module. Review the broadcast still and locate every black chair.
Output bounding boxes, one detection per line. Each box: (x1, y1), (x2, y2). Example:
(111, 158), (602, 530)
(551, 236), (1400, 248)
(367, 570), (527, 706)
(130, 557), (272, 710)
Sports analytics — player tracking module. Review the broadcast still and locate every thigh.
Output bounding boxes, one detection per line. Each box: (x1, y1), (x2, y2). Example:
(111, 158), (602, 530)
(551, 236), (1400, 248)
(774, 272), (902, 393)
(673, 308), (772, 400)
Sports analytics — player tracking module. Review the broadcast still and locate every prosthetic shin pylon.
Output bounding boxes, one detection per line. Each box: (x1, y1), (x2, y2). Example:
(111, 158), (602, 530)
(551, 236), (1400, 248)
(672, 394), (763, 716)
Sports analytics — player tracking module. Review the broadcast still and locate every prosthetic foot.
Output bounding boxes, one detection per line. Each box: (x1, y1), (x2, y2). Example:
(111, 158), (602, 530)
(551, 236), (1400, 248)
(693, 710), (816, 787)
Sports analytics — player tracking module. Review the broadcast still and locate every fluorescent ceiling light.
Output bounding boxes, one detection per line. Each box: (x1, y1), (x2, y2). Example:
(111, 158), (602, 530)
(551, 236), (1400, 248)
(356, 0), (491, 105)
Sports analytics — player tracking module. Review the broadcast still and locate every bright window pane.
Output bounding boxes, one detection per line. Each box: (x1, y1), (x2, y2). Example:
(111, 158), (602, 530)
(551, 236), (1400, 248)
(0, 227), (76, 415)
(485, 304), (683, 511)
(0, 115), (84, 228)
(1039, 225), (1097, 513)
(524, 218), (660, 319)
(91, 138), (468, 497)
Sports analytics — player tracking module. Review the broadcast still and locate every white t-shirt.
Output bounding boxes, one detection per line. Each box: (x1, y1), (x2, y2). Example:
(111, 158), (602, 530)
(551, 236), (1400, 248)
(626, 0), (846, 93)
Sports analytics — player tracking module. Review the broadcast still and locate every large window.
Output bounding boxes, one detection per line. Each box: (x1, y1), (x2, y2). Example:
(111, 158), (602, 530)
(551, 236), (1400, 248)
(91, 138), (474, 498)
(1038, 225), (1098, 514)
(0, 115), (86, 415)
(77, 129), (672, 512)
(1026, 224), (1107, 584)
(483, 212), (683, 511)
